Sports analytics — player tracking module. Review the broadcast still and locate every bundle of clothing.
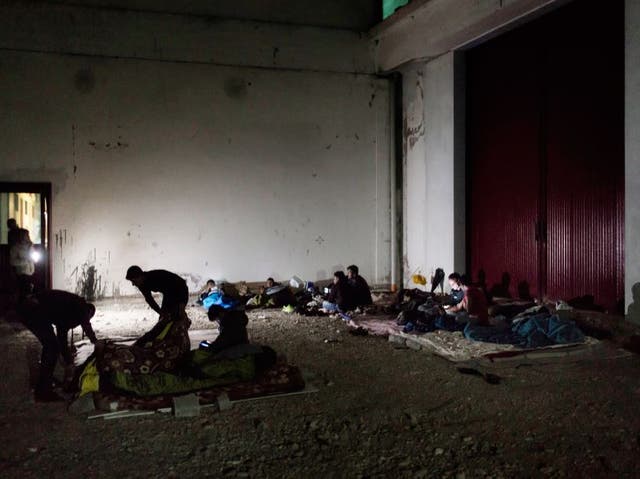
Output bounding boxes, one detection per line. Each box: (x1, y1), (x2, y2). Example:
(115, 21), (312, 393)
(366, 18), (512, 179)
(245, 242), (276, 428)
(393, 290), (457, 333)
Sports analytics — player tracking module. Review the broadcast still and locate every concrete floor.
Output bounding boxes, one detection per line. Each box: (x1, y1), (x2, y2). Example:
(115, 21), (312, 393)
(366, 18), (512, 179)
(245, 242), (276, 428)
(1, 297), (640, 478)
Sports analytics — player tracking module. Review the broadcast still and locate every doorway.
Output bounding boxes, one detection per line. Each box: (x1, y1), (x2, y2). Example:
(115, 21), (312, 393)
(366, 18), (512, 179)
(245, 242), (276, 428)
(0, 182), (52, 296)
(466, 0), (624, 312)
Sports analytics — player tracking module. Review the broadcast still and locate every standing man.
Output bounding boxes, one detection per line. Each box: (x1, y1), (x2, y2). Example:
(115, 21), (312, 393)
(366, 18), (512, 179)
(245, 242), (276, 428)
(125, 265), (189, 315)
(7, 218), (20, 247)
(18, 290), (98, 402)
(346, 265), (373, 307)
(10, 228), (35, 298)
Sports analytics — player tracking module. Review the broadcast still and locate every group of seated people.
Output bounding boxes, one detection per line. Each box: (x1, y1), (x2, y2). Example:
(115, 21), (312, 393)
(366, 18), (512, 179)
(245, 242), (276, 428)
(321, 265), (373, 315)
(195, 264), (375, 316)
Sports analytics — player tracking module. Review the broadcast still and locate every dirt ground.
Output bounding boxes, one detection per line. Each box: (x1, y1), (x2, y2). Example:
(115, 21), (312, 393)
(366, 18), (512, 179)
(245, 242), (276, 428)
(1, 296), (640, 479)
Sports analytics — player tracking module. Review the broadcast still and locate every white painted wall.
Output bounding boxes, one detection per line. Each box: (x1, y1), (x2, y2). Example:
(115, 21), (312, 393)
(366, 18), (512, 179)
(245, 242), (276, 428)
(402, 53), (463, 290)
(0, 5), (392, 296)
(626, 0), (640, 320)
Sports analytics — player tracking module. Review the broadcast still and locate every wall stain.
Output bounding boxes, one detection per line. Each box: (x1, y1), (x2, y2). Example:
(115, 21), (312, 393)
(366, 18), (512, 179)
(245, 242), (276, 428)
(224, 77), (248, 99)
(406, 121), (425, 150)
(74, 68), (95, 94)
(72, 262), (102, 301)
(88, 140), (129, 151)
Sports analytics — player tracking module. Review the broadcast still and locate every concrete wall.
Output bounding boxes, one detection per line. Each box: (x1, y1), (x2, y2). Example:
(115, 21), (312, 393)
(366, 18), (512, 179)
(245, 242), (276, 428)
(626, 0), (640, 320)
(402, 53), (464, 290)
(0, 4), (393, 296)
(40, 0), (381, 31)
(0, 3), (374, 75)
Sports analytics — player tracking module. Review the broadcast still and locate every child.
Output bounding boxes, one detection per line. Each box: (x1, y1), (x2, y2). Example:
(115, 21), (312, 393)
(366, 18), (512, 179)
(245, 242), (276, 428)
(197, 279), (217, 305)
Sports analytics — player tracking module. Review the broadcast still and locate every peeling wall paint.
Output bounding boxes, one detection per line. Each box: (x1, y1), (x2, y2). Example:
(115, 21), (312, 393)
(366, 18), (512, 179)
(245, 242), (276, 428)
(401, 55), (461, 290)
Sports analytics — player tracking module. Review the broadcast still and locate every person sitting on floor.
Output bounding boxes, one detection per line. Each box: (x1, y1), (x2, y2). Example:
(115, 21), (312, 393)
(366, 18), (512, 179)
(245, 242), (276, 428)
(247, 277), (293, 308)
(17, 290), (98, 401)
(444, 274), (489, 325)
(203, 305), (250, 354)
(447, 272), (465, 306)
(346, 265), (373, 307)
(196, 279), (218, 305)
(322, 271), (355, 313)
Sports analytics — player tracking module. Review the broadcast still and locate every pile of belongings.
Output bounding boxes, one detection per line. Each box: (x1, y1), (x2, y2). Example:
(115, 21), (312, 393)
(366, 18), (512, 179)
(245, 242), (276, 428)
(393, 289), (450, 333)
(394, 291), (586, 348)
(464, 305), (586, 348)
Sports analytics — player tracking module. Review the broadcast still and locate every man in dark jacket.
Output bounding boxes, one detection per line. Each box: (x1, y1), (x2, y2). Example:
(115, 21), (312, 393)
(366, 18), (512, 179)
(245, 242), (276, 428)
(346, 265), (373, 307)
(323, 271), (355, 313)
(18, 290), (97, 402)
(126, 265), (189, 315)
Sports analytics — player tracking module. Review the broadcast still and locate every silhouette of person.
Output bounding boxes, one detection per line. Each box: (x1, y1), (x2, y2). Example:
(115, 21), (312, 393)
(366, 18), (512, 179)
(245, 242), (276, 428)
(627, 283), (640, 324)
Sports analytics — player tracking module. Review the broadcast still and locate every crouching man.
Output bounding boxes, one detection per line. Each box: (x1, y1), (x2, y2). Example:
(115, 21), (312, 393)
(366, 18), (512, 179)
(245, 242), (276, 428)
(204, 305), (249, 354)
(17, 290), (98, 402)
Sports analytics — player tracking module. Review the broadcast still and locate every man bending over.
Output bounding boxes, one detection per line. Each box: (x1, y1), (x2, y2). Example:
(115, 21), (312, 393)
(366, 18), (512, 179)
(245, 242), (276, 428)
(126, 265), (188, 315)
(18, 290), (97, 401)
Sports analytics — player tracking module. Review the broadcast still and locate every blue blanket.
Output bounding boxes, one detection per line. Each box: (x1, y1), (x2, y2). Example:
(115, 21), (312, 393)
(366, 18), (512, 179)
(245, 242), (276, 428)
(464, 313), (585, 348)
(202, 292), (238, 310)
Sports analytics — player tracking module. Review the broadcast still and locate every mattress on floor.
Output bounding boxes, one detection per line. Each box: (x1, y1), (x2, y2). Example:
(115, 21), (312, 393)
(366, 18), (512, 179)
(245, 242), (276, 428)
(391, 329), (600, 362)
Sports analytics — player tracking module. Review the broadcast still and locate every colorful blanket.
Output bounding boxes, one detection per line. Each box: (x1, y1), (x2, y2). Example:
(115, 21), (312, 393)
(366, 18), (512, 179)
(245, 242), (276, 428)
(93, 359), (305, 411)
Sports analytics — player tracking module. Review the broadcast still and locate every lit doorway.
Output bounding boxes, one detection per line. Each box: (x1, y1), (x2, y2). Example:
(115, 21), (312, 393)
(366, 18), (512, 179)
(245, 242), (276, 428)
(0, 183), (52, 294)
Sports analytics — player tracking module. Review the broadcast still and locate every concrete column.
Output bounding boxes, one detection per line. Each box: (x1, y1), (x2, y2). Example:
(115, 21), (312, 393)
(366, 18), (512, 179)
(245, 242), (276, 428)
(402, 63), (428, 285)
(626, 0), (640, 322)
(401, 52), (465, 289)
